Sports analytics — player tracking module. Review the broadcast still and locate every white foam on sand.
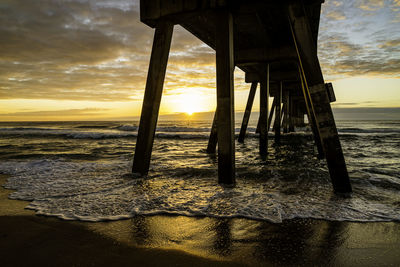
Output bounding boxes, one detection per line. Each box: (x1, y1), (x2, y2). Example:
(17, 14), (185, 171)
(1, 159), (399, 223)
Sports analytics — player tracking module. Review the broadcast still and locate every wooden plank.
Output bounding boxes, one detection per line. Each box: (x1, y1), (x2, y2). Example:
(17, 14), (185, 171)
(140, 0), (160, 27)
(132, 21), (174, 175)
(215, 9), (235, 184)
(160, 0), (183, 16)
(184, 0), (198, 10)
(259, 64), (269, 155)
(245, 71), (298, 83)
(235, 46), (297, 65)
(238, 82), (258, 143)
(289, 3), (352, 193)
(325, 82), (336, 102)
(206, 112), (218, 153)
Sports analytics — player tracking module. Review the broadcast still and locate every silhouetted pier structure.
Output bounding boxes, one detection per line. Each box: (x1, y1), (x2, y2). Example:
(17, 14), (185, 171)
(133, 0), (352, 193)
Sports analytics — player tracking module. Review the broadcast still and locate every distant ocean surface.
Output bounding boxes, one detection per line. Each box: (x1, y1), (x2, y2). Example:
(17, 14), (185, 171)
(0, 119), (399, 223)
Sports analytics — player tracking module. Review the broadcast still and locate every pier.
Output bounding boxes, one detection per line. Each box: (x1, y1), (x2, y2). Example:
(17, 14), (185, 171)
(132, 0), (352, 193)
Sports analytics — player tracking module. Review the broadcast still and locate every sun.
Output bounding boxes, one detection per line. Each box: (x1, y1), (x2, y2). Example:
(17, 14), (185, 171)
(177, 92), (204, 116)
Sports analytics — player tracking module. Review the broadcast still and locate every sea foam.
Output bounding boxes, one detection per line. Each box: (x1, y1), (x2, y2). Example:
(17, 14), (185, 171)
(1, 158), (399, 223)
(0, 120), (399, 223)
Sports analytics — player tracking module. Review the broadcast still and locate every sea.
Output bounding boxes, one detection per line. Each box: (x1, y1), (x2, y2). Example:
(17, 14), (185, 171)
(0, 118), (399, 223)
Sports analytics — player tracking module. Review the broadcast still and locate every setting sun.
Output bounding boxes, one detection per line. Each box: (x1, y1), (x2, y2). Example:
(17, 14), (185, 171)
(181, 94), (199, 115)
(168, 90), (213, 115)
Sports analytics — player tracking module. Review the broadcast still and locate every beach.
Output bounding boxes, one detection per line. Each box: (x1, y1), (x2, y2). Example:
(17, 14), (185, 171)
(0, 174), (240, 266)
(2, 174), (400, 266)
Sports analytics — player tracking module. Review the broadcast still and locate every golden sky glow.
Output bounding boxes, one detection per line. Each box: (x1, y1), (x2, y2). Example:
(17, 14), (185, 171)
(0, 0), (399, 121)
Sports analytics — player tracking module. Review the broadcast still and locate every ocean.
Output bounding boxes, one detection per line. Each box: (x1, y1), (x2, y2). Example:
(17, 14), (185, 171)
(0, 119), (399, 223)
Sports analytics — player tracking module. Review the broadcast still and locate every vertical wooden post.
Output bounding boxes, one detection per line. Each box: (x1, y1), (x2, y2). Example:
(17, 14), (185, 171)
(293, 101), (305, 128)
(207, 112), (218, 153)
(289, 93), (295, 132)
(238, 82), (258, 143)
(132, 21), (173, 175)
(299, 66), (324, 158)
(259, 64), (270, 155)
(216, 9), (235, 184)
(267, 97), (277, 132)
(280, 103), (285, 129)
(283, 91), (290, 133)
(289, 4), (352, 193)
(274, 82), (282, 143)
(255, 116), (260, 134)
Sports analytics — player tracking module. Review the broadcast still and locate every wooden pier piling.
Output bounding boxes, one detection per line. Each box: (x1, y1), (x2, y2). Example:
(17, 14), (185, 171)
(268, 97), (277, 133)
(283, 91), (290, 133)
(206, 112), (218, 154)
(132, 21), (173, 175)
(289, 3), (352, 193)
(289, 94), (295, 132)
(215, 10), (235, 184)
(134, 0), (352, 193)
(274, 82), (282, 143)
(238, 82), (258, 143)
(259, 65), (270, 155)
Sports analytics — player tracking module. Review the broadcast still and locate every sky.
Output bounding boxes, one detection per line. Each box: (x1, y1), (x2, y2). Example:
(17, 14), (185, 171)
(0, 0), (399, 121)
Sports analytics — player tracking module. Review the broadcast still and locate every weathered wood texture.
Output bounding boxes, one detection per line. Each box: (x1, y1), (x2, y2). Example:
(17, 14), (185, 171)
(289, 3), (352, 193)
(283, 90), (290, 133)
(289, 93), (295, 132)
(146, 0), (323, 79)
(292, 100), (305, 127)
(268, 97), (277, 132)
(257, 95), (277, 134)
(325, 82), (336, 102)
(274, 82), (282, 143)
(206, 112), (218, 153)
(245, 71), (299, 83)
(259, 65), (269, 155)
(132, 21), (173, 175)
(216, 10), (235, 184)
(298, 65), (325, 158)
(238, 82), (258, 143)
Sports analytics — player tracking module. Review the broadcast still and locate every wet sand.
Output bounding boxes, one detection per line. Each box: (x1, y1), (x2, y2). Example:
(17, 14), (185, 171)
(1, 174), (400, 266)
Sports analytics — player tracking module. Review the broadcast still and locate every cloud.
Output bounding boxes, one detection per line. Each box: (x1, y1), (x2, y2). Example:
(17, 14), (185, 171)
(325, 10), (347, 20)
(319, 0), (400, 79)
(319, 31), (400, 78)
(0, 0), (398, 104)
(0, 108), (108, 117)
(356, 0), (384, 11)
(0, 0), (214, 102)
(379, 38), (400, 49)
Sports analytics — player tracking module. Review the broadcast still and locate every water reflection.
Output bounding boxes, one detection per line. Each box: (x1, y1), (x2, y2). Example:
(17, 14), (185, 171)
(313, 221), (347, 264)
(212, 218), (232, 256)
(125, 215), (350, 265)
(130, 215), (150, 246)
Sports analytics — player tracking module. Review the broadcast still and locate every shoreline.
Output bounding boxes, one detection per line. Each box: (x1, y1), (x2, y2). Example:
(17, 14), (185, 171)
(1, 174), (400, 266)
(0, 174), (241, 266)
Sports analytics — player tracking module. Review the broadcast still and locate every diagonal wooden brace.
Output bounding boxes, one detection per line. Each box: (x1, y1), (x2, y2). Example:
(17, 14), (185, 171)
(288, 3), (352, 193)
(132, 21), (174, 175)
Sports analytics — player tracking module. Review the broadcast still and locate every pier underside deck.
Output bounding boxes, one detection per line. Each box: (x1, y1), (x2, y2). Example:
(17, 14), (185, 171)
(133, 0), (352, 193)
